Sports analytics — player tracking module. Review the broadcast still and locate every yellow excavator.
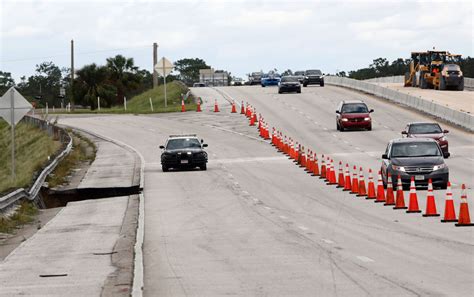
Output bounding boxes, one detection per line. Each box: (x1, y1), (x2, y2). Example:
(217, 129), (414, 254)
(404, 50), (464, 91)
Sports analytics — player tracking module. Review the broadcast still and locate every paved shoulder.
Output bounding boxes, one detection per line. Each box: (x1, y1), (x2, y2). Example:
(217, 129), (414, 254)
(0, 197), (129, 296)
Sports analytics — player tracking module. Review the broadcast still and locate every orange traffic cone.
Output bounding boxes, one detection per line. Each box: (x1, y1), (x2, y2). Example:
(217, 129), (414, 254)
(441, 182), (457, 222)
(455, 184), (474, 226)
(231, 101), (237, 113)
(366, 169), (376, 199)
(214, 99), (220, 112)
(357, 167), (367, 197)
(422, 179), (440, 217)
(351, 166), (359, 194)
(337, 161), (344, 188)
(246, 103), (251, 117)
(328, 159), (337, 185)
(374, 170), (386, 203)
(343, 163), (351, 191)
(394, 175), (408, 209)
(249, 111), (255, 126)
(325, 159), (331, 182)
(406, 176), (421, 213)
(306, 150), (313, 173)
(181, 99), (186, 112)
(384, 173), (395, 206)
(196, 101), (202, 112)
(320, 155), (326, 179)
(252, 111), (257, 124)
(312, 153), (320, 176)
(299, 147), (306, 168)
(241, 101), (245, 114)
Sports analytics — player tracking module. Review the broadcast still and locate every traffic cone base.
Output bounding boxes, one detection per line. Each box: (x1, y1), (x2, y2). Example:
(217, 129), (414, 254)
(406, 210), (422, 213)
(423, 213), (440, 217)
(441, 219), (458, 223)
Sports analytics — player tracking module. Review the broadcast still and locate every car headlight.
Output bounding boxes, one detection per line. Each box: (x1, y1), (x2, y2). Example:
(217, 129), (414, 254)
(364, 117), (371, 121)
(439, 136), (446, 141)
(305, 76), (309, 79)
(341, 118), (349, 122)
(392, 165), (406, 172)
(433, 164), (447, 171)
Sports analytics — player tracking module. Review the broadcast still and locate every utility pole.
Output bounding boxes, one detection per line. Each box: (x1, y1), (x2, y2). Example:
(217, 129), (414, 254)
(70, 39), (74, 110)
(153, 42), (158, 88)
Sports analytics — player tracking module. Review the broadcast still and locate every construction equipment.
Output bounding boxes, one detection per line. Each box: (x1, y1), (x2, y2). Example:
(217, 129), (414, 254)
(404, 50), (464, 91)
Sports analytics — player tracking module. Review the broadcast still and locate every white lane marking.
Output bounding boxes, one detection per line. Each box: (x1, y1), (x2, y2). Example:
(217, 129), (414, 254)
(298, 225), (309, 231)
(242, 191), (249, 195)
(355, 147), (361, 150)
(279, 215), (288, 220)
(263, 206), (272, 210)
(343, 140), (349, 144)
(323, 127), (328, 131)
(467, 158), (474, 162)
(148, 128), (155, 132)
(332, 134), (337, 138)
(356, 256), (375, 263)
(299, 111), (304, 115)
(383, 126), (389, 129)
(253, 198), (260, 203)
(314, 121), (319, 125)
(233, 181), (239, 186)
(322, 239), (334, 244)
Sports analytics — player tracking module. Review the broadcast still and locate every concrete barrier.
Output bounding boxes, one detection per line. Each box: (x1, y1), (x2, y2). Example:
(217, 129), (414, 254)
(364, 75), (473, 88)
(326, 76), (473, 131)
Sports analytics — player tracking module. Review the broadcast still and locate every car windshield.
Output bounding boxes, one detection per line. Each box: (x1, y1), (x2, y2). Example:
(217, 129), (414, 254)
(391, 142), (441, 158)
(306, 70), (322, 75)
(281, 76), (298, 82)
(408, 124), (442, 134)
(294, 71), (305, 76)
(341, 103), (368, 113)
(166, 138), (202, 149)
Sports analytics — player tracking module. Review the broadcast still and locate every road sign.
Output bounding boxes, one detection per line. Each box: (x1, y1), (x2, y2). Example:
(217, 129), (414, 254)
(0, 87), (32, 126)
(0, 87), (32, 180)
(154, 57), (174, 76)
(154, 57), (174, 108)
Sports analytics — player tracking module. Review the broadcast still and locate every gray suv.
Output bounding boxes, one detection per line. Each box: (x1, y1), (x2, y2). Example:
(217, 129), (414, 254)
(381, 138), (448, 189)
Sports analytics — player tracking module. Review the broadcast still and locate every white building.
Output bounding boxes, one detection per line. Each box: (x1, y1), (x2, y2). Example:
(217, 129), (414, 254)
(199, 68), (229, 86)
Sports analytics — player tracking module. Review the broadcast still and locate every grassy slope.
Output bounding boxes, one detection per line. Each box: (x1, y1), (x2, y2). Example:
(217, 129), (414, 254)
(0, 121), (61, 194)
(117, 81), (196, 113)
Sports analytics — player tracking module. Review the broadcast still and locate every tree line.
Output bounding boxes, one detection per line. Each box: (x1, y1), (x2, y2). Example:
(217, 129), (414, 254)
(0, 56), (219, 109)
(337, 56), (473, 80)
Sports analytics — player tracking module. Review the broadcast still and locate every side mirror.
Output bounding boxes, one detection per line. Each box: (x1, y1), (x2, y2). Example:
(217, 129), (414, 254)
(443, 130), (449, 133)
(444, 152), (450, 158)
(336, 110), (340, 114)
(369, 109), (374, 113)
(202, 144), (208, 148)
(401, 131), (408, 135)
(159, 145), (165, 149)
(382, 154), (388, 159)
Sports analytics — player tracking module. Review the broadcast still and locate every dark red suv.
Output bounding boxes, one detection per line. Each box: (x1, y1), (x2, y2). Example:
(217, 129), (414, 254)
(401, 122), (450, 158)
(336, 100), (373, 131)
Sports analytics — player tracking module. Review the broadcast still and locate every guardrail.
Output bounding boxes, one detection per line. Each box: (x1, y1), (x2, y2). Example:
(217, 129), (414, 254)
(0, 116), (72, 213)
(325, 76), (473, 131)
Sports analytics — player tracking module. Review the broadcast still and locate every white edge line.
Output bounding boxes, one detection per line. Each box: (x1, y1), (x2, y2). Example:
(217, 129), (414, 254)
(356, 256), (375, 263)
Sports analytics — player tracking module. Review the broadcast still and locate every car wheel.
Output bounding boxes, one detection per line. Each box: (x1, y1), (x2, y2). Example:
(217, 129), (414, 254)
(162, 165), (169, 172)
(278, 90), (282, 94)
(261, 85), (265, 87)
(200, 164), (207, 171)
(297, 89), (301, 93)
(440, 182), (448, 190)
(303, 84), (308, 87)
(367, 125), (372, 131)
(336, 123), (340, 131)
(320, 81), (324, 87)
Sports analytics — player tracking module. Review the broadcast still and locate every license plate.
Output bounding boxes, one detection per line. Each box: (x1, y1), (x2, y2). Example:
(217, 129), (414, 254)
(415, 175), (424, 181)
(180, 159), (189, 164)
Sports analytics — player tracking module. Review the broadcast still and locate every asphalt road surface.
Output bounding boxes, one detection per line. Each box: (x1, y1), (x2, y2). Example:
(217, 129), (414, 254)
(60, 85), (474, 297)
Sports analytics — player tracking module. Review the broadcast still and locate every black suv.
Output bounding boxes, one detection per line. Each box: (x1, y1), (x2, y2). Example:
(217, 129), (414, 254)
(303, 69), (324, 87)
(160, 135), (208, 171)
(381, 138), (449, 189)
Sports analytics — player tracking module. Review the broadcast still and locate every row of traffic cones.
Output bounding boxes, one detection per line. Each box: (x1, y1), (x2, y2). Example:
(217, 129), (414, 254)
(187, 99), (241, 113)
(248, 110), (473, 227)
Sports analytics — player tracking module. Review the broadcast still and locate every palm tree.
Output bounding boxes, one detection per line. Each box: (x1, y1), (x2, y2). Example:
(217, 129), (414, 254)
(106, 55), (140, 105)
(75, 64), (112, 109)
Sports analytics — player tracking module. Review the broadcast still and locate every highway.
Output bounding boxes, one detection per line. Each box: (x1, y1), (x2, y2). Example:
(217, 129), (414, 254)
(59, 85), (474, 296)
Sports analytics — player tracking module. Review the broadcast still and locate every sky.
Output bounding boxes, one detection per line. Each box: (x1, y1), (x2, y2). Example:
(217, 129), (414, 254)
(1, 0), (472, 82)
